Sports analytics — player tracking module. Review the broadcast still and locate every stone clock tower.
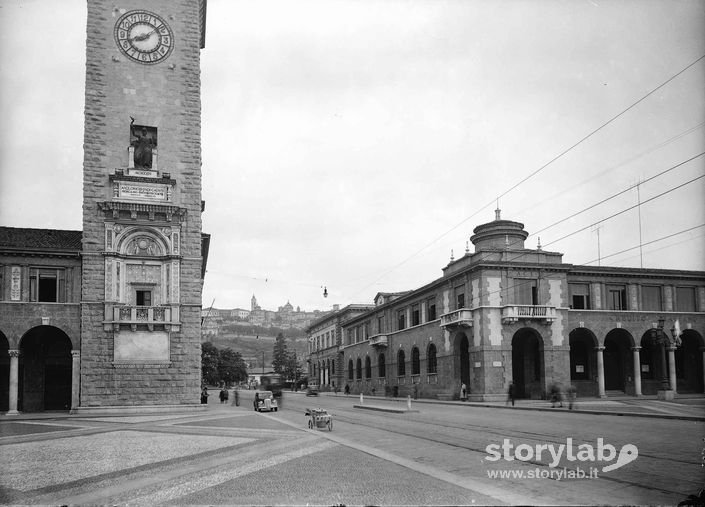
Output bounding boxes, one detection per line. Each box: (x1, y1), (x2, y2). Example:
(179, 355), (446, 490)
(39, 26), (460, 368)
(79, 1), (208, 411)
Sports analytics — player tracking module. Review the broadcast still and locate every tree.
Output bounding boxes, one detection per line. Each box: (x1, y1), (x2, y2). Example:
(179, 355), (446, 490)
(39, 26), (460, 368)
(272, 332), (289, 374)
(201, 342), (220, 385)
(285, 350), (303, 384)
(218, 348), (248, 385)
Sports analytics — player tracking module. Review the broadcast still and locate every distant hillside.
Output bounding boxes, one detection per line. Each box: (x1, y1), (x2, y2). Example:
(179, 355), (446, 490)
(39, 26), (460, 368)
(205, 331), (308, 373)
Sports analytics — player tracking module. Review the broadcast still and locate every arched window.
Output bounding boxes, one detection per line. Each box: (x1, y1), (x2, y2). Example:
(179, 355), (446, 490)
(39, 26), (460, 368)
(356, 358), (362, 379)
(427, 343), (437, 374)
(397, 349), (406, 376)
(412, 346), (420, 375)
(348, 359), (354, 380)
(365, 356), (372, 379)
(378, 353), (386, 378)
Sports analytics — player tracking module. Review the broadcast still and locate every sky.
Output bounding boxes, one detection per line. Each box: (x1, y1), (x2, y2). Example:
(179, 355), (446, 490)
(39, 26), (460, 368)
(1, 0), (704, 313)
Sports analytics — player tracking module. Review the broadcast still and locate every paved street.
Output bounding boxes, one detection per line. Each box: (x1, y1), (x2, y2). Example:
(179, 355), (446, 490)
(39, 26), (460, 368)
(1, 391), (703, 505)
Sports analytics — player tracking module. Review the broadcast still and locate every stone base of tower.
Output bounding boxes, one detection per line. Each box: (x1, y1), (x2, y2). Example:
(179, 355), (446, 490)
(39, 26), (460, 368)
(71, 403), (205, 416)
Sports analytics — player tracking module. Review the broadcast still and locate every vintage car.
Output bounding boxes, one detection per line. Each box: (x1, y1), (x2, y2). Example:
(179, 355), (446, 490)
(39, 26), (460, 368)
(253, 390), (278, 412)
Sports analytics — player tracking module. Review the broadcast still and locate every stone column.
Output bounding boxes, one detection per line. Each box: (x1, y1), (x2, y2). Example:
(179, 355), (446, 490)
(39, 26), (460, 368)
(668, 346), (677, 393)
(71, 350), (81, 411)
(8, 350), (20, 415)
(596, 346), (606, 398)
(632, 346), (642, 396)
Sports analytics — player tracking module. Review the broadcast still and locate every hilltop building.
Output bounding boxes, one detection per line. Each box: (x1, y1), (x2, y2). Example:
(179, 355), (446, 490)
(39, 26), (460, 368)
(307, 211), (704, 400)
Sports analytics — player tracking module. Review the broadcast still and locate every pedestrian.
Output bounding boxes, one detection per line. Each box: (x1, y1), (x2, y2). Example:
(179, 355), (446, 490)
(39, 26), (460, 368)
(200, 386), (209, 404)
(507, 382), (515, 406)
(460, 383), (467, 402)
(549, 383), (563, 408)
(566, 384), (577, 410)
(344, 384), (350, 395)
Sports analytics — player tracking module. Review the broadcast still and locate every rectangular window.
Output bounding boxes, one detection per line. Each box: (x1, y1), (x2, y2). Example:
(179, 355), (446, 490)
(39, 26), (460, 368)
(455, 286), (465, 310)
(29, 268), (64, 302)
(377, 316), (384, 334)
(411, 304), (420, 326)
(364, 322), (370, 340)
(607, 286), (626, 311)
(427, 298), (436, 321)
(515, 279), (538, 305)
(136, 290), (152, 306)
(641, 286), (662, 311)
(397, 310), (406, 331)
(569, 283), (591, 310)
(676, 287), (696, 312)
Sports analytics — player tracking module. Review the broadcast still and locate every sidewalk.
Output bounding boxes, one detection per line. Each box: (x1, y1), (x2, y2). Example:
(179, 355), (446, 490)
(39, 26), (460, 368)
(335, 392), (705, 421)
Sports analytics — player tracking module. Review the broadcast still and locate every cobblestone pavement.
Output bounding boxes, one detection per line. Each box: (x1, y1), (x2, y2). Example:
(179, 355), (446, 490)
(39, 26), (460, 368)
(0, 393), (703, 506)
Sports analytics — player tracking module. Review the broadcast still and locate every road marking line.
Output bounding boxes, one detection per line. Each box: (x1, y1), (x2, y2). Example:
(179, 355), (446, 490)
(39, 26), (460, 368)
(125, 439), (337, 504)
(262, 412), (534, 505)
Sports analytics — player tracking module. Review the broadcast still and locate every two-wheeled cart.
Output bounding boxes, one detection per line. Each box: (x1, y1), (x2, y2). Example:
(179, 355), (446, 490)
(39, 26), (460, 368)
(305, 408), (332, 431)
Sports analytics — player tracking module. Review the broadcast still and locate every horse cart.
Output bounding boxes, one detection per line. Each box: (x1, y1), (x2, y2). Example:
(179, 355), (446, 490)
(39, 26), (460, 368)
(305, 408), (333, 431)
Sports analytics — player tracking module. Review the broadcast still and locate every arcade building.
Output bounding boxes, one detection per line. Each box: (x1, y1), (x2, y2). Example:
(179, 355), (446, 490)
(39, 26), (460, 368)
(0, 1), (209, 414)
(307, 211), (705, 401)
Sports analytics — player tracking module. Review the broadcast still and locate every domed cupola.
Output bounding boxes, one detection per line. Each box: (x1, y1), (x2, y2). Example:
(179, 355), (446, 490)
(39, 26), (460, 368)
(470, 209), (529, 251)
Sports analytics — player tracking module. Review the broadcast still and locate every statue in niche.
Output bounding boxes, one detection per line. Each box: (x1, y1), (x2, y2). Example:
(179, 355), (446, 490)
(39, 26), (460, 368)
(130, 124), (157, 169)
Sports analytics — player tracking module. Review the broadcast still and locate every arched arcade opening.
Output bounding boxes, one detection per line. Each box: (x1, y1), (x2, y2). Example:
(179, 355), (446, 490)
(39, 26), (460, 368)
(603, 329), (634, 394)
(19, 326), (73, 412)
(569, 328), (597, 397)
(676, 330), (704, 393)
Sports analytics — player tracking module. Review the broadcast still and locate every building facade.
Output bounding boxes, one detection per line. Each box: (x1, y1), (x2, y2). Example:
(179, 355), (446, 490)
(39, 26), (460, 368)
(329, 212), (705, 401)
(306, 304), (375, 388)
(0, 1), (209, 414)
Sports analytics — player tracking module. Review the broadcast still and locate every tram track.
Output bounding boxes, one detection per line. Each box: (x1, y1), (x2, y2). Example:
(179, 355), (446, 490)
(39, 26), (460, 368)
(301, 403), (700, 498)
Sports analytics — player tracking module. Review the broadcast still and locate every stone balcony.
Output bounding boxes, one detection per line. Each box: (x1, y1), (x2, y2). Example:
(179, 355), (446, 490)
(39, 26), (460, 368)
(369, 334), (388, 347)
(440, 309), (473, 328)
(104, 304), (181, 332)
(501, 305), (557, 324)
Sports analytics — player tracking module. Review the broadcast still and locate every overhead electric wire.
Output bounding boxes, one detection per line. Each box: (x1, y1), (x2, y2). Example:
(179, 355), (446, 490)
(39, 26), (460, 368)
(348, 54), (705, 299)
(542, 173), (705, 249)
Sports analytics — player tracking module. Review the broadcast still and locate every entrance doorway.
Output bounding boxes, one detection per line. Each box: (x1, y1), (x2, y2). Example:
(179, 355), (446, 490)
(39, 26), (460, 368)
(511, 328), (544, 399)
(19, 326), (73, 412)
(604, 330), (632, 393)
(455, 333), (470, 389)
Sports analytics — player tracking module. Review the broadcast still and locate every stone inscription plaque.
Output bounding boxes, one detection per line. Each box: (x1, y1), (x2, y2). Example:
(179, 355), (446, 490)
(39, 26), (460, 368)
(114, 330), (169, 361)
(11, 266), (21, 300)
(119, 182), (167, 201)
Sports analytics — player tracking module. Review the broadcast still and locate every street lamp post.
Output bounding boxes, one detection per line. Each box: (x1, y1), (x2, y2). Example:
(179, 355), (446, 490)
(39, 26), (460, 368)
(650, 317), (681, 396)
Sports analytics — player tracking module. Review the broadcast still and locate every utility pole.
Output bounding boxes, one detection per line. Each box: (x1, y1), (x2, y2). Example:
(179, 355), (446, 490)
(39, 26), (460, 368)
(636, 179), (644, 268)
(592, 224), (602, 266)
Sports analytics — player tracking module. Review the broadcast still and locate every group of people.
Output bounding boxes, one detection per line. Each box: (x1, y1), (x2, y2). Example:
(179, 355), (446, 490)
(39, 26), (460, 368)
(458, 381), (577, 409)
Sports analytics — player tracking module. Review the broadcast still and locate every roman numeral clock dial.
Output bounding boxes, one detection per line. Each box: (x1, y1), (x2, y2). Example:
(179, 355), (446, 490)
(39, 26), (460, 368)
(114, 10), (174, 64)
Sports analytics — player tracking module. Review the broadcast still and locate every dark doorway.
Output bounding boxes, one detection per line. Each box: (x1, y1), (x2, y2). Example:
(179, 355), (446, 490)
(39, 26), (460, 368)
(676, 331), (704, 393)
(0, 332), (9, 412)
(512, 328), (544, 399)
(457, 334), (470, 388)
(604, 330), (632, 392)
(19, 326), (72, 412)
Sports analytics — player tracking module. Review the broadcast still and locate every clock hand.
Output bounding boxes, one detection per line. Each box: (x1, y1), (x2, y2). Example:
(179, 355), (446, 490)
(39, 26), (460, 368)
(130, 29), (156, 43)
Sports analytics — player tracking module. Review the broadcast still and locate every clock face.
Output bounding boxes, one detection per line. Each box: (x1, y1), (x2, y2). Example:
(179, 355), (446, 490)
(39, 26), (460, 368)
(114, 10), (174, 64)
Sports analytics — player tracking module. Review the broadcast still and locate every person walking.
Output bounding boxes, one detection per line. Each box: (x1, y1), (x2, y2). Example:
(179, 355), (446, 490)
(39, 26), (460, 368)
(566, 384), (577, 410)
(460, 383), (467, 402)
(507, 382), (515, 406)
(549, 383), (563, 408)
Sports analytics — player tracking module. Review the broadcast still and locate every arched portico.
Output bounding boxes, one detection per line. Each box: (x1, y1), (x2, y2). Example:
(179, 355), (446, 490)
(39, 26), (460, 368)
(511, 328), (545, 399)
(19, 326), (74, 412)
(603, 329), (634, 394)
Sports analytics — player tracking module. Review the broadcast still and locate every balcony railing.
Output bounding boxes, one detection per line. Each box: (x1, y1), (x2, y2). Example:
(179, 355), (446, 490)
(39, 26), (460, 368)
(105, 304), (181, 332)
(501, 305), (556, 324)
(440, 308), (473, 328)
(369, 334), (388, 347)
